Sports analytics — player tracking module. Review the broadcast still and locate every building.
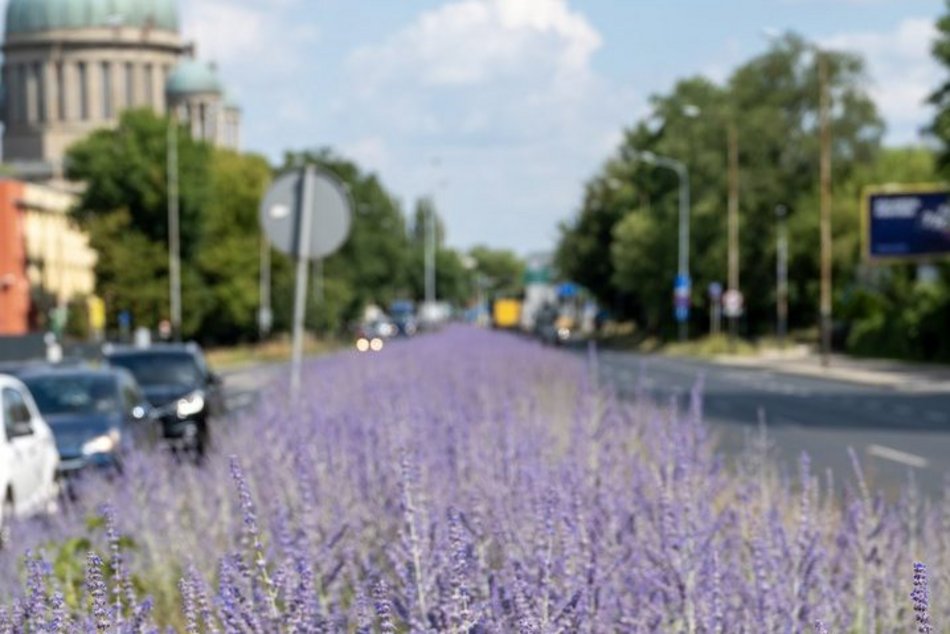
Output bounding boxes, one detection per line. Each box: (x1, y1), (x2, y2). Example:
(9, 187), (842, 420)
(2, 0), (241, 179)
(0, 0), (241, 335)
(0, 179), (96, 336)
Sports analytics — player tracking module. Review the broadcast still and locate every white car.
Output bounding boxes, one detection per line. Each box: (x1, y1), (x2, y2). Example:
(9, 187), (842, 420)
(0, 374), (60, 543)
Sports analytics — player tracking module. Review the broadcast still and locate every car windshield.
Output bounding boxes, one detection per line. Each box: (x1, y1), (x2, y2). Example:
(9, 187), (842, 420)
(23, 374), (119, 417)
(109, 353), (201, 388)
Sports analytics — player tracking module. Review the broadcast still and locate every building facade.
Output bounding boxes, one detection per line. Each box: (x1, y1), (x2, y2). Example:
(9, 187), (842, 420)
(2, 0), (241, 179)
(0, 0), (241, 336)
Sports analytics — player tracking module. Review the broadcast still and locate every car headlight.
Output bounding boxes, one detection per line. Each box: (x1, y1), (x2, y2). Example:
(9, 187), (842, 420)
(82, 429), (120, 456)
(176, 392), (206, 418)
(356, 338), (370, 352)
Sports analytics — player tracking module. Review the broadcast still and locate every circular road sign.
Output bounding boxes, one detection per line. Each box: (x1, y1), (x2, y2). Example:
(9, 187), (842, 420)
(260, 168), (353, 260)
(723, 289), (744, 318)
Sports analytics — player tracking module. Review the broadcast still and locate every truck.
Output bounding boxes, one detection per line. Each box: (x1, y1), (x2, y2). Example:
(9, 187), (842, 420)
(492, 299), (522, 330)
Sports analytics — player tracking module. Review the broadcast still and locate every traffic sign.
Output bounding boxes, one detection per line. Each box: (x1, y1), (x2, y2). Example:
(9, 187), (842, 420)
(673, 274), (691, 323)
(723, 289), (744, 318)
(260, 167), (353, 260)
(708, 282), (723, 299)
(259, 166), (354, 400)
(864, 185), (950, 261)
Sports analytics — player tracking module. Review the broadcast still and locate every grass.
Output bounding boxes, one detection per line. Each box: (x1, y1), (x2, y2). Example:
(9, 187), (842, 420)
(205, 334), (343, 370)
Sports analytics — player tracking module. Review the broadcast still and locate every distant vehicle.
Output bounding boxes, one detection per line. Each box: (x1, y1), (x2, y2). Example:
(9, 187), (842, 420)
(103, 343), (225, 456)
(18, 367), (159, 476)
(492, 298), (522, 330)
(0, 374), (59, 544)
(389, 300), (418, 336)
(355, 320), (391, 353)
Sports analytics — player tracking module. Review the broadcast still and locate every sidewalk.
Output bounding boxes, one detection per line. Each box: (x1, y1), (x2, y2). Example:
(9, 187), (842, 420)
(713, 345), (950, 392)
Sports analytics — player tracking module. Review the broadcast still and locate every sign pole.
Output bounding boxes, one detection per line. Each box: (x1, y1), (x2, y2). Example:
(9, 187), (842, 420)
(290, 167), (315, 400)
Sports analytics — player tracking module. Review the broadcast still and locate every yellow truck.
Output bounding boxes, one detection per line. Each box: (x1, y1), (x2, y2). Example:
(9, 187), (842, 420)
(492, 299), (522, 330)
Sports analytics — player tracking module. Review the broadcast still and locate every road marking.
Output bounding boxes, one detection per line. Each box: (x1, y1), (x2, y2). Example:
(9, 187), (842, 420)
(867, 444), (929, 469)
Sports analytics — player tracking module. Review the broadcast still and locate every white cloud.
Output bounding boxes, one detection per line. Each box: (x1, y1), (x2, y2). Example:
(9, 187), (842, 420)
(336, 0), (637, 251)
(824, 17), (940, 144)
(181, 0), (318, 84)
(349, 0), (602, 89)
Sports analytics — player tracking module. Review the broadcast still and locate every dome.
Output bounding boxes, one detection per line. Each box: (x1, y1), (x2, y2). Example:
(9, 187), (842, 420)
(5, 0), (179, 36)
(165, 60), (223, 96)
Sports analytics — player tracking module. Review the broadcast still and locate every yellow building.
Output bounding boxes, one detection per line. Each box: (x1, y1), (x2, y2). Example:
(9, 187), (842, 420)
(19, 181), (95, 305)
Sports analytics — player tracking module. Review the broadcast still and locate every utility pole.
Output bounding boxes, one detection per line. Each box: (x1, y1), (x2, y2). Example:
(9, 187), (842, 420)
(727, 120), (740, 342)
(425, 200), (436, 305)
(818, 52), (833, 367)
(166, 111), (181, 341)
(776, 205), (789, 348)
(678, 162), (691, 342)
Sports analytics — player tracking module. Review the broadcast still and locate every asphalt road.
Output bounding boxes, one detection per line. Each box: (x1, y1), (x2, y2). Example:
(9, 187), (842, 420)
(598, 350), (950, 499)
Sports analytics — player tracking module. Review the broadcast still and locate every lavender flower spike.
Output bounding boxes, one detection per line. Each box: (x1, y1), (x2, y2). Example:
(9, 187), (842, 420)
(911, 562), (933, 634)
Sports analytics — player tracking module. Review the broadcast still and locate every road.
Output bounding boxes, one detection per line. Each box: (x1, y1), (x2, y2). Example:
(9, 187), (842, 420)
(598, 350), (950, 499)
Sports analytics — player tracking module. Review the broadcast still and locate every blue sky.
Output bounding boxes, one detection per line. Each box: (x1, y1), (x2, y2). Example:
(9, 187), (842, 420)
(183, 0), (944, 254)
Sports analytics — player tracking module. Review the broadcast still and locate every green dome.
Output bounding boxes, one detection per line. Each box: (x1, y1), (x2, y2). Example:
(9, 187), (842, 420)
(165, 60), (223, 96)
(5, 0), (179, 35)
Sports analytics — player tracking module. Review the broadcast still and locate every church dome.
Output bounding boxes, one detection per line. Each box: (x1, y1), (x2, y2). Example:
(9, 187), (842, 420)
(5, 0), (179, 36)
(165, 59), (223, 96)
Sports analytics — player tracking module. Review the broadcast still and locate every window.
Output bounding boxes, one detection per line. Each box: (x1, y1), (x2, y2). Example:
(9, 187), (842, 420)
(16, 64), (27, 123)
(3, 387), (32, 440)
(144, 63), (153, 107)
(33, 63), (45, 123)
(77, 62), (88, 120)
(56, 62), (65, 120)
(101, 61), (112, 119)
(125, 62), (134, 108)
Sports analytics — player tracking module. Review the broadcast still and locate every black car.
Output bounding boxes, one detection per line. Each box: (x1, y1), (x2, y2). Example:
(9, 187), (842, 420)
(17, 366), (159, 475)
(103, 343), (225, 455)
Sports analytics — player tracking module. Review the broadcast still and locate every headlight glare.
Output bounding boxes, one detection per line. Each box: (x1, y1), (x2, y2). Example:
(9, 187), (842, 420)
(82, 429), (120, 456)
(176, 392), (206, 418)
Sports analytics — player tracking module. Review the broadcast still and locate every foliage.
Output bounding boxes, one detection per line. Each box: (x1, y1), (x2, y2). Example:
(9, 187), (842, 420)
(557, 33), (884, 340)
(468, 245), (526, 297)
(0, 329), (944, 631)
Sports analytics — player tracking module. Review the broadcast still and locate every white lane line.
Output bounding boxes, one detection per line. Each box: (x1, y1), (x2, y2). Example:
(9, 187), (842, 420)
(867, 444), (929, 469)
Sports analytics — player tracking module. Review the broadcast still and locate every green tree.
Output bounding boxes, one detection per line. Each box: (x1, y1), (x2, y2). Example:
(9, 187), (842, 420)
(557, 33), (883, 339)
(195, 150), (273, 343)
(930, 0), (950, 170)
(468, 246), (525, 297)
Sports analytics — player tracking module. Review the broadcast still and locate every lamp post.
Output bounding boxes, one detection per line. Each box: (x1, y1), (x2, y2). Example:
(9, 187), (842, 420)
(775, 204), (789, 348)
(683, 105), (740, 342)
(166, 109), (182, 341)
(629, 150), (691, 341)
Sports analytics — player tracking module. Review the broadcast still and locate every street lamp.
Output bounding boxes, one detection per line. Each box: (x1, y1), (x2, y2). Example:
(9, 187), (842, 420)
(683, 104), (741, 341)
(166, 109), (182, 341)
(627, 149), (691, 341)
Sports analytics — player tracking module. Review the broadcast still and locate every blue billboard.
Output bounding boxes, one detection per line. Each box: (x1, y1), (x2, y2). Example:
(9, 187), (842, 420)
(865, 187), (950, 260)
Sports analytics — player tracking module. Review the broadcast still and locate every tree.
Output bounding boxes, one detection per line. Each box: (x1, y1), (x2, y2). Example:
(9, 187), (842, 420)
(930, 0), (950, 170)
(556, 33), (884, 339)
(66, 110), (213, 337)
(468, 246), (525, 297)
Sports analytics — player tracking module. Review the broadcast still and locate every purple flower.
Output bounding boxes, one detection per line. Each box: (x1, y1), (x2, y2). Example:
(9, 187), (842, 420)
(911, 562), (932, 634)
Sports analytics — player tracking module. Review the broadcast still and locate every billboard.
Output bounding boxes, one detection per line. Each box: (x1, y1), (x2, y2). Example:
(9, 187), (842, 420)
(863, 185), (950, 261)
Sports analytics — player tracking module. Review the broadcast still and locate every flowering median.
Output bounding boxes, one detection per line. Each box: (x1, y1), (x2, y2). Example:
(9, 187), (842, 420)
(0, 327), (941, 631)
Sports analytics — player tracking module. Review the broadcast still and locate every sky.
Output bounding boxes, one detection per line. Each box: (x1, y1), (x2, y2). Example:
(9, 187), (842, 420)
(180, 0), (945, 255)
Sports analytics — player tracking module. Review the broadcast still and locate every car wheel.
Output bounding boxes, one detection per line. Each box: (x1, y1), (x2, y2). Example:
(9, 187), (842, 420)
(0, 493), (14, 549)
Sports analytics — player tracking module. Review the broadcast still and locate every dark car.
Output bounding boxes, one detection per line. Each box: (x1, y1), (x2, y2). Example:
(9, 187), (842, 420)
(17, 367), (159, 476)
(103, 343), (225, 456)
